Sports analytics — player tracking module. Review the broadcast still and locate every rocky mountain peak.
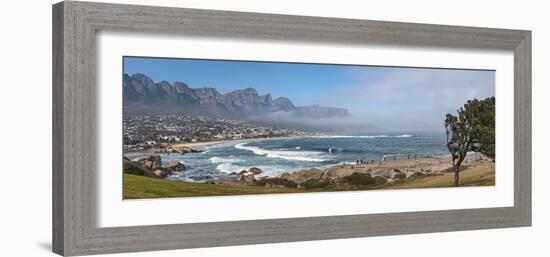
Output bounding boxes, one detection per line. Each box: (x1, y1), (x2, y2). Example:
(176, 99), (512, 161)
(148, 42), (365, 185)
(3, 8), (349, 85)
(272, 97), (295, 111)
(123, 73), (351, 119)
(130, 73), (155, 86)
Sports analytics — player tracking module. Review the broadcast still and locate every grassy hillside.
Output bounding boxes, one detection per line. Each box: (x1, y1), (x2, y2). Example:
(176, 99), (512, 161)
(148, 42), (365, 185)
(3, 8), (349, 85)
(379, 163), (495, 189)
(124, 163), (495, 199)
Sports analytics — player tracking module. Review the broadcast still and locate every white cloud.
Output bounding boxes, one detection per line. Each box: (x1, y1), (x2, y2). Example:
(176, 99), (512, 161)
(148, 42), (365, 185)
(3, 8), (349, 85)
(318, 67), (495, 131)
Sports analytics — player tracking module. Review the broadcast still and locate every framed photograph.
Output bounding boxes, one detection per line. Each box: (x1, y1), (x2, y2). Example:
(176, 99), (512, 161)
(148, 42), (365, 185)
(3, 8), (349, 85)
(52, 1), (531, 256)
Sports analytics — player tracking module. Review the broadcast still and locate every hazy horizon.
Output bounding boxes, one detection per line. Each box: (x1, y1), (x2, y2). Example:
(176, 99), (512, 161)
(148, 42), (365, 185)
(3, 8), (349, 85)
(124, 56), (495, 132)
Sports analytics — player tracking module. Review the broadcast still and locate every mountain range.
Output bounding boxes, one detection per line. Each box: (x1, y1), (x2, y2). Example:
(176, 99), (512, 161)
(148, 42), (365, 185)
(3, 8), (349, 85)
(123, 73), (351, 120)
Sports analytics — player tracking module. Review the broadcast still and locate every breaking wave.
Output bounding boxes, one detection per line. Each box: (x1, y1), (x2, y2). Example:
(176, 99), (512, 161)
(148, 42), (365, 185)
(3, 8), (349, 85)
(234, 143), (329, 162)
(309, 134), (412, 139)
(209, 156), (244, 174)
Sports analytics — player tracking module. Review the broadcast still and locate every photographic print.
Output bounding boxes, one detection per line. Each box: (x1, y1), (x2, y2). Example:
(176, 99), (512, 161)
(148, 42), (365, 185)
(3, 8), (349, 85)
(122, 57), (496, 199)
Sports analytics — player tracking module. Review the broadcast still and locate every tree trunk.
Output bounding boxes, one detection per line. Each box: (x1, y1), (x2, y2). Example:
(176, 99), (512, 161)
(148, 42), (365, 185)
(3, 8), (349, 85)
(454, 165), (460, 187)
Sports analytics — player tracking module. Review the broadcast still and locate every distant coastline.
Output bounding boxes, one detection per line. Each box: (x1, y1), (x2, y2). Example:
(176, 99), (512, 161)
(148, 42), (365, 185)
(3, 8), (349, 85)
(123, 135), (303, 160)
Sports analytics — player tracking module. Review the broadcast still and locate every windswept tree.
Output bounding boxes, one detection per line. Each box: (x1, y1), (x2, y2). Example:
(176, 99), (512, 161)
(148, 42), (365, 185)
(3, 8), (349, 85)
(445, 97), (495, 186)
(469, 97), (495, 159)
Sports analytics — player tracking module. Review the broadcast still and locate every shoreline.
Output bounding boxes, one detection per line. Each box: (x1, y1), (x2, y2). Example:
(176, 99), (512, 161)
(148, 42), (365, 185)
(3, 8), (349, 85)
(123, 139), (494, 191)
(218, 154), (492, 187)
(123, 135), (303, 160)
(124, 156), (495, 199)
(124, 136), (489, 185)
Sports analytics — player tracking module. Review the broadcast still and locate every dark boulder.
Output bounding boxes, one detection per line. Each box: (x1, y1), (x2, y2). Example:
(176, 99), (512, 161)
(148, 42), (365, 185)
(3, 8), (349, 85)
(166, 160), (185, 172)
(229, 170), (247, 176)
(249, 167), (263, 175)
(152, 168), (172, 178)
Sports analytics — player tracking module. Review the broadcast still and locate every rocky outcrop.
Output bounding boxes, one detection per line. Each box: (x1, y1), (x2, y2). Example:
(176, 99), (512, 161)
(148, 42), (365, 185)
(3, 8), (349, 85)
(223, 167), (264, 185)
(275, 157), (470, 187)
(236, 174), (257, 185)
(321, 165), (357, 180)
(369, 168), (397, 179)
(282, 157), (464, 185)
(137, 155), (162, 170)
(125, 155), (186, 179)
(123, 158), (158, 178)
(248, 167), (263, 175)
(228, 167), (263, 177)
(175, 156), (479, 187)
(280, 168), (324, 184)
(166, 160), (185, 172)
(152, 169), (172, 178)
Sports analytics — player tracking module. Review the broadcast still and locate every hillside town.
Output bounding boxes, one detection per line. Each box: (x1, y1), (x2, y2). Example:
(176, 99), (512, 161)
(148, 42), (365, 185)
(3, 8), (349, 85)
(123, 115), (305, 152)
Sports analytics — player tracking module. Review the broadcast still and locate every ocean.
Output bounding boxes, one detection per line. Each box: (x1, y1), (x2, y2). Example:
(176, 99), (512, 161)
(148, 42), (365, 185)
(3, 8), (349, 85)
(162, 132), (449, 182)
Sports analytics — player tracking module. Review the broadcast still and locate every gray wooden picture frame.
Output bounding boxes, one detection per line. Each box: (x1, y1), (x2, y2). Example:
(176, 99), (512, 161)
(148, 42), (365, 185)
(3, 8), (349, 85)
(52, 1), (531, 256)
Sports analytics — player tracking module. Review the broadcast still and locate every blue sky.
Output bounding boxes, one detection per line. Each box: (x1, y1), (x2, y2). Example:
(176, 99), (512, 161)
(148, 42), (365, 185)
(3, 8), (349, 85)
(124, 56), (495, 131)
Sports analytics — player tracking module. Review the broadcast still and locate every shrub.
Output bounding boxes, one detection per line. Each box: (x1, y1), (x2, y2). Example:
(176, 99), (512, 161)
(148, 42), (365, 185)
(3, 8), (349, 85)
(302, 179), (330, 189)
(256, 177), (298, 188)
(255, 178), (268, 186)
(343, 172), (376, 185)
(285, 181), (298, 188)
(393, 173), (407, 179)
(410, 172), (426, 178)
(373, 176), (387, 184)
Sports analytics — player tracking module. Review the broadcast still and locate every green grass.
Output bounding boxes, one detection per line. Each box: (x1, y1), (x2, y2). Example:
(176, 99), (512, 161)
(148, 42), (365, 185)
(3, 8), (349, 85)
(124, 174), (303, 199)
(378, 163), (495, 189)
(124, 163), (495, 199)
